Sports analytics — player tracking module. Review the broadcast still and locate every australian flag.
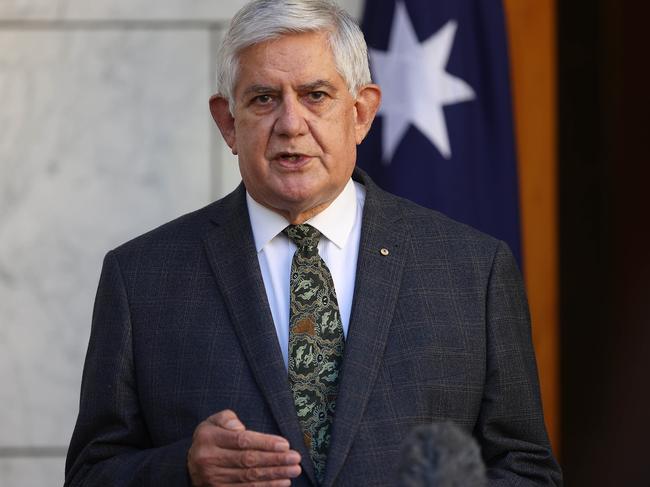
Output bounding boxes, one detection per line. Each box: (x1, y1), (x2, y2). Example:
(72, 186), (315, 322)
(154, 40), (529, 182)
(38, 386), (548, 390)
(358, 0), (522, 265)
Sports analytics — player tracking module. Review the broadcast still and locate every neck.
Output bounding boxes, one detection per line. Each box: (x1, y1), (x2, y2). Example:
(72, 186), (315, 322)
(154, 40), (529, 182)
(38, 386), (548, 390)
(279, 202), (332, 225)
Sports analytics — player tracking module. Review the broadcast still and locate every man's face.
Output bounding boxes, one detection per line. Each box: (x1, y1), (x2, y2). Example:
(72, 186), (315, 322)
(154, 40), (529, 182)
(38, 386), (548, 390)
(211, 31), (380, 223)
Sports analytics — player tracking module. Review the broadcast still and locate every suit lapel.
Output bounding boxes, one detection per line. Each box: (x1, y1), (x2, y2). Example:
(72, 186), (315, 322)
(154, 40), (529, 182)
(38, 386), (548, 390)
(324, 171), (409, 487)
(202, 186), (317, 485)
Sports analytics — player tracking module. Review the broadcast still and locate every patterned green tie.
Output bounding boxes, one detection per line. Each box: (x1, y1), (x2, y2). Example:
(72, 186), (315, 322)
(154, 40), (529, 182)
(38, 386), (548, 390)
(283, 224), (345, 485)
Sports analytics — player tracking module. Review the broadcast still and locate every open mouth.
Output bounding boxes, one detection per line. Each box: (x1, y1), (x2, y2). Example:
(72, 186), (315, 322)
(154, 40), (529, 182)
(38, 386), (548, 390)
(273, 152), (310, 166)
(280, 153), (300, 162)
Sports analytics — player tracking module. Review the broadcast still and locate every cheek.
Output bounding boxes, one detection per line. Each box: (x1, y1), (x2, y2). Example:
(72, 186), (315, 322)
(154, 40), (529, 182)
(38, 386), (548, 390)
(236, 134), (268, 182)
(236, 137), (270, 175)
(236, 117), (271, 149)
(313, 116), (354, 154)
(323, 118), (357, 161)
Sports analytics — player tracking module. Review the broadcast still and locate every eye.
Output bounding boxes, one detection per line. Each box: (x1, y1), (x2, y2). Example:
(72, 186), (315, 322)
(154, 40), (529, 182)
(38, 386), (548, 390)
(307, 91), (327, 102)
(253, 94), (274, 105)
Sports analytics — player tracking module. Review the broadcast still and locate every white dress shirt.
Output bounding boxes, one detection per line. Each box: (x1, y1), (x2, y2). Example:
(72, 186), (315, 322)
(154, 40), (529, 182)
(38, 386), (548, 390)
(246, 178), (366, 369)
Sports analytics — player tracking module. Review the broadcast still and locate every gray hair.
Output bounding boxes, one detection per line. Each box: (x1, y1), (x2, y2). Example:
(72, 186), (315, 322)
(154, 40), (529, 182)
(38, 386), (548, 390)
(216, 0), (372, 108)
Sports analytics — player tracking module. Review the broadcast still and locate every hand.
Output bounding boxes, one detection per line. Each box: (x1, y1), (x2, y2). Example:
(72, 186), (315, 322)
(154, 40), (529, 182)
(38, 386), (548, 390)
(188, 409), (302, 487)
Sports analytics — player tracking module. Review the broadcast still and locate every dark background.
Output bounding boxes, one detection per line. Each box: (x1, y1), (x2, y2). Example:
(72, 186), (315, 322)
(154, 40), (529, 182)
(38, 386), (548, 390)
(559, 0), (650, 484)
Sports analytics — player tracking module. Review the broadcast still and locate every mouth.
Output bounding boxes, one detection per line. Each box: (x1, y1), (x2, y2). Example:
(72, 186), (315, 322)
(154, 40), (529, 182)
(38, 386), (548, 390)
(272, 152), (312, 168)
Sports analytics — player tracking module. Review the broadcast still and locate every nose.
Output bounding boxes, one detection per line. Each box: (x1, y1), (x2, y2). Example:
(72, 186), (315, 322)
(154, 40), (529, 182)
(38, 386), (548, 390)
(273, 96), (308, 137)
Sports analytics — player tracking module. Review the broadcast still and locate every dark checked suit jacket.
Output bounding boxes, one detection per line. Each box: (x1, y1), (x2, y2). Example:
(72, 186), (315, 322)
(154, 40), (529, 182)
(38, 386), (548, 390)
(65, 168), (562, 486)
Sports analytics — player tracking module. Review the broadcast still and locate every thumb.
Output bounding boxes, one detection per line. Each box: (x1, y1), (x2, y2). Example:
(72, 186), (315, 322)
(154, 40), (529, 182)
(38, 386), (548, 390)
(208, 409), (246, 431)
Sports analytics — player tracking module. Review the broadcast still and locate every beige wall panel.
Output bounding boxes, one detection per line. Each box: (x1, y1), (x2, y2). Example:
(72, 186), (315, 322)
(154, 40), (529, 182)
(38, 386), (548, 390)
(0, 458), (64, 487)
(0, 28), (212, 447)
(0, 0), (245, 22)
(0, 0), (364, 23)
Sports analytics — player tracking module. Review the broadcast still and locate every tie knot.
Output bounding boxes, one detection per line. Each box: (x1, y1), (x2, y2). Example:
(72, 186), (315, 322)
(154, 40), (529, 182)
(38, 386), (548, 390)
(283, 224), (322, 250)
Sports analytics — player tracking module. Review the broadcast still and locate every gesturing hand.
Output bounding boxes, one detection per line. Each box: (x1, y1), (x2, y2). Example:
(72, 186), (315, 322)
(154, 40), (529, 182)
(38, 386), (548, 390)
(187, 409), (302, 487)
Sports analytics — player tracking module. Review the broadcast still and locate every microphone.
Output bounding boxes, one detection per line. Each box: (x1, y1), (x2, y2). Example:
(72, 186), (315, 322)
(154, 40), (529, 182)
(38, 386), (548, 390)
(398, 422), (487, 487)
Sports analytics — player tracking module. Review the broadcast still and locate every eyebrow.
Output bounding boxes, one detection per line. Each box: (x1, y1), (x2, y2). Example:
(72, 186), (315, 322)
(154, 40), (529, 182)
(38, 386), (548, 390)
(241, 79), (338, 98)
(240, 85), (279, 100)
(297, 80), (338, 93)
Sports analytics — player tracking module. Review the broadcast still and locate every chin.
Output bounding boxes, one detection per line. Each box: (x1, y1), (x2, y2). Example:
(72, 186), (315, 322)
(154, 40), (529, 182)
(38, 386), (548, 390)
(278, 191), (319, 209)
(275, 178), (321, 201)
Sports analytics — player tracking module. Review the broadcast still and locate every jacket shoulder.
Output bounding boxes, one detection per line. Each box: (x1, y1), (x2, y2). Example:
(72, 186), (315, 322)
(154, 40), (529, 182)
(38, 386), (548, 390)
(108, 186), (244, 262)
(380, 188), (504, 257)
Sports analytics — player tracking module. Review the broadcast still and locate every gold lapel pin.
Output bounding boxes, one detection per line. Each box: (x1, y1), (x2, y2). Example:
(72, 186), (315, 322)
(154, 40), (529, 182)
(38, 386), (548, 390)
(380, 248), (390, 256)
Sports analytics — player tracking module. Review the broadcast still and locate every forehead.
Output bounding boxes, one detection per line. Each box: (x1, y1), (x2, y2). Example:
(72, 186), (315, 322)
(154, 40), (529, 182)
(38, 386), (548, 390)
(234, 31), (343, 94)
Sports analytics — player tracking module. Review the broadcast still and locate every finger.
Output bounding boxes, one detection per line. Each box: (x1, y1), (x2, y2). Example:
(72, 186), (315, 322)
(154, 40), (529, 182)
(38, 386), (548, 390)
(247, 480), (293, 487)
(206, 409), (246, 432)
(247, 481), (292, 487)
(215, 428), (291, 452)
(209, 463), (302, 483)
(214, 447), (301, 468)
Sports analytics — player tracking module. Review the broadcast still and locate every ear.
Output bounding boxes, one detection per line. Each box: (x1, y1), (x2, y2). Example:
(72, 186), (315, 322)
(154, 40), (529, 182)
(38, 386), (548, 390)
(209, 94), (238, 155)
(353, 84), (381, 144)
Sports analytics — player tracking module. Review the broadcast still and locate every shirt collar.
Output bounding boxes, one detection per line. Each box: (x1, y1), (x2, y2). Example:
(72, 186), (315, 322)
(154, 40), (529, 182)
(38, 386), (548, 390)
(246, 178), (358, 252)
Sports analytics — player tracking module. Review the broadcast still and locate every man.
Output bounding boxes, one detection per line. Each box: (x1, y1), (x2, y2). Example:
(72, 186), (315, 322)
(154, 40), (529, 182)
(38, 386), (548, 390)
(65, 1), (562, 485)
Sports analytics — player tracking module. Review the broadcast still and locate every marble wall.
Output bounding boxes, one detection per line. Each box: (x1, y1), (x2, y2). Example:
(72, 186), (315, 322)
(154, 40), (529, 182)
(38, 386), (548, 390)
(0, 0), (362, 485)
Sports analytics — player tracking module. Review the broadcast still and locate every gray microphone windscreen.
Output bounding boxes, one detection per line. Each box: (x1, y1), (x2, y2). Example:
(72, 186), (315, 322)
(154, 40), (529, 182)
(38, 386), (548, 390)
(398, 422), (486, 487)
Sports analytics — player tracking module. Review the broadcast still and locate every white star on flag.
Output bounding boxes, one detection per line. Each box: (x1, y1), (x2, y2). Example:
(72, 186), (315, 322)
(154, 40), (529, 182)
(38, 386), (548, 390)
(370, 2), (477, 163)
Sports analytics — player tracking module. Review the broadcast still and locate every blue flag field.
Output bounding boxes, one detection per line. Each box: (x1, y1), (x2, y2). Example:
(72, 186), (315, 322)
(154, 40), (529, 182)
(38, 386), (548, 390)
(358, 0), (522, 264)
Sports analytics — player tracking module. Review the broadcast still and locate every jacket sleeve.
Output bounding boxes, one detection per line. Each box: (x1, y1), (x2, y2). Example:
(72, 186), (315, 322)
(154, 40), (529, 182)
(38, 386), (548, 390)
(65, 251), (193, 486)
(475, 241), (563, 486)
